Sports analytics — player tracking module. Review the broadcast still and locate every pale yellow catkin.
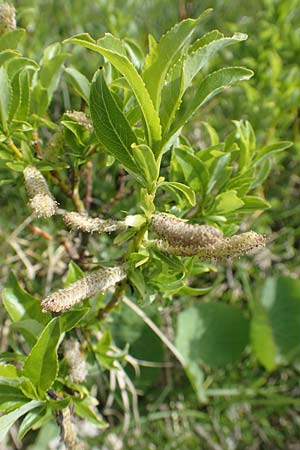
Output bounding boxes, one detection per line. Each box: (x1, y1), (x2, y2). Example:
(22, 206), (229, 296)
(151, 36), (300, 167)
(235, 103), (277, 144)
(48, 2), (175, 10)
(0, 3), (16, 34)
(42, 266), (127, 313)
(151, 213), (223, 246)
(157, 231), (267, 259)
(64, 110), (93, 130)
(64, 339), (87, 384)
(63, 211), (126, 233)
(23, 166), (58, 218)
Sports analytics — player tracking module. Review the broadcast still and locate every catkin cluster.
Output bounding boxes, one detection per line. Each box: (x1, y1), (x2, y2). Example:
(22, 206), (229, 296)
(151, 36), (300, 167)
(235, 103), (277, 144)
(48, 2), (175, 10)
(64, 110), (93, 130)
(23, 166), (58, 218)
(64, 339), (87, 383)
(42, 266), (127, 313)
(152, 213), (266, 259)
(0, 3), (16, 34)
(63, 211), (126, 233)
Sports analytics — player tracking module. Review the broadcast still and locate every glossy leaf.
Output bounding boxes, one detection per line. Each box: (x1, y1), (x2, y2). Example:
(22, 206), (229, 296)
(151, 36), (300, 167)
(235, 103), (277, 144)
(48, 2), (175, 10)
(64, 67), (90, 103)
(0, 67), (11, 132)
(143, 10), (211, 110)
(159, 181), (196, 206)
(22, 318), (61, 397)
(90, 68), (139, 175)
(2, 272), (49, 325)
(64, 33), (161, 146)
(131, 143), (159, 190)
(175, 303), (249, 368)
(0, 400), (43, 443)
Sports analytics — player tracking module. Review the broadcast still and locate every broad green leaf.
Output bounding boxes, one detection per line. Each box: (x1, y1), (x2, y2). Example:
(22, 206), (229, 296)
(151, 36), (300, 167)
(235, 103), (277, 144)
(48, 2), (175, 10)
(143, 10), (212, 110)
(64, 260), (84, 286)
(0, 400), (43, 443)
(168, 67), (253, 148)
(0, 29), (25, 52)
(160, 57), (184, 133)
(175, 303), (249, 368)
(183, 32), (248, 92)
(64, 67), (90, 103)
(38, 43), (69, 99)
(22, 318), (61, 397)
(174, 147), (209, 193)
(90, 68), (139, 175)
(159, 181), (196, 206)
(73, 398), (107, 428)
(0, 50), (19, 66)
(260, 277), (300, 363)
(18, 405), (50, 440)
(0, 364), (18, 379)
(131, 143), (159, 191)
(6, 56), (38, 79)
(233, 120), (256, 170)
(59, 308), (89, 333)
(64, 33), (161, 146)
(206, 153), (232, 194)
(0, 67), (11, 132)
(250, 298), (276, 371)
(11, 319), (44, 348)
(254, 141), (292, 164)
(239, 195), (270, 212)
(2, 272), (49, 324)
(213, 190), (244, 214)
(14, 69), (31, 121)
(0, 385), (28, 412)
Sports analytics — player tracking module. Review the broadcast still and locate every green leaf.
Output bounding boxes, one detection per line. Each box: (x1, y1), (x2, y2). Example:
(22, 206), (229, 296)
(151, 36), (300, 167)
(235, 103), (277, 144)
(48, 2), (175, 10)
(130, 143), (159, 190)
(239, 195), (270, 212)
(175, 303), (249, 368)
(64, 67), (90, 103)
(160, 57), (184, 133)
(250, 298), (276, 371)
(143, 10), (212, 110)
(0, 385), (28, 412)
(168, 67), (253, 147)
(0, 29), (25, 52)
(18, 405), (49, 440)
(0, 400), (43, 443)
(64, 33), (161, 146)
(159, 181), (196, 206)
(22, 318), (61, 397)
(64, 260), (84, 286)
(14, 69), (31, 121)
(254, 141), (292, 164)
(258, 277), (300, 364)
(73, 397), (108, 428)
(214, 190), (244, 214)
(183, 32), (248, 92)
(59, 308), (89, 333)
(0, 67), (11, 132)
(174, 147), (209, 193)
(11, 319), (44, 348)
(0, 364), (18, 379)
(90, 68), (139, 175)
(2, 272), (49, 325)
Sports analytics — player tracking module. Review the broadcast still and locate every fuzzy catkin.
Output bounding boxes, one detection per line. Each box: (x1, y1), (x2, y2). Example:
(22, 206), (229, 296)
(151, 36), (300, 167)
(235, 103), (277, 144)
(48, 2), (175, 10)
(157, 231), (267, 259)
(151, 213), (223, 246)
(63, 211), (126, 233)
(64, 339), (87, 383)
(23, 166), (58, 218)
(0, 4), (16, 34)
(42, 266), (127, 313)
(64, 110), (93, 130)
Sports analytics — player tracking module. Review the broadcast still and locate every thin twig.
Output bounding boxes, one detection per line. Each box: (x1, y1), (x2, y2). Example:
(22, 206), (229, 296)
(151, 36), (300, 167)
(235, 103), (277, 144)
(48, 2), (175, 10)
(123, 297), (186, 369)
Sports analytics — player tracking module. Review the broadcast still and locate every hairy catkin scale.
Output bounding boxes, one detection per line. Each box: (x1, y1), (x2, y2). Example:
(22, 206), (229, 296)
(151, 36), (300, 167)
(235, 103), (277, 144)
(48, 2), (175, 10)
(23, 166), (58, 217)
(64, 339), (87, 383)
(157, 231), (267, 259)
(151, 213), (223, 247)
(59, 407), (86, 450)
(0, 4), (16, 34)
(42, 266), (127, 313)
(64, 111), (93, 130)
(63, 211), (126, 233)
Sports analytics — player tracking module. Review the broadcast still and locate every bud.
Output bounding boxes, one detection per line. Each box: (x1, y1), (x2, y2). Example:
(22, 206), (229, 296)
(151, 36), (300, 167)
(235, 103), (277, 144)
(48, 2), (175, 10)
(151, 213), (223, 246)
(63, 211), (126, 233)
(23, 166), (58, 218)
(64, 339), (87, 383)
(157, 231), (266, 259)
(42, 266), (127, 313)
(0, 4), (16, 35)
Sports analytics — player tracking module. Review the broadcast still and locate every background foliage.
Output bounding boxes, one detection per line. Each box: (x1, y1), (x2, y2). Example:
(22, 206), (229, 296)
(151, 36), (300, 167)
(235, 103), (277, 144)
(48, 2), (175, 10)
(0, 1), (299, 449)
